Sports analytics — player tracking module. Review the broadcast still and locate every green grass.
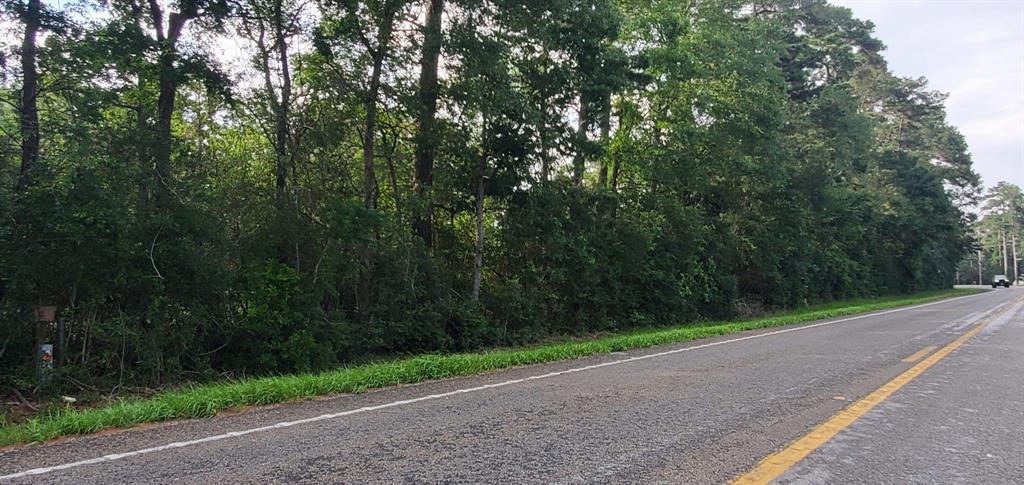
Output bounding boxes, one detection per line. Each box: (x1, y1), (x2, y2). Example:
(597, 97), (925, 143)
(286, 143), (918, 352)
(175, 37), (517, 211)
(0, 288), (982, 446)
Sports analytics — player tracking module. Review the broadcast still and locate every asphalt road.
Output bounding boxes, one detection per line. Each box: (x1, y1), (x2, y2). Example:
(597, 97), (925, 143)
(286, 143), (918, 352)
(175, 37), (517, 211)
(2, 288), (1022, 484)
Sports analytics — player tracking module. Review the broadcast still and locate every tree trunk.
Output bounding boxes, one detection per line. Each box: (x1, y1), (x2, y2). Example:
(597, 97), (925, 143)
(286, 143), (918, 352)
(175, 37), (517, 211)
(362, 55), (382, 209)
(152, 10), (193, 203)
(129, 4), (150, 211)
(1013, 233), (1019, 286)
(412, 0), (444, 246)
(273, 0), (292, 204)
(611, 155), (621, 192)
(385, 134), (401, 220)
(539, 120), (550, 183)
(136, 77), (150, 211)
(573, 93), (592, 187)
(17, 0), (41, 191)
(1002, 229), (1008, 275)
(537, 46), (551, 184)
(472, 150), (488, 301)
(246, 2), (296, 266)
(362, 10), (395, 210)
(154, 50), (177, 200)
(596, 94), (611, 188)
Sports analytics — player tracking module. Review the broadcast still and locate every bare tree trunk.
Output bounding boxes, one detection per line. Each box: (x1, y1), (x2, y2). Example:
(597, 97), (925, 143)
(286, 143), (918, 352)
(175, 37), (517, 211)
(17, 0), (41, 191)
(412, 0), (444, 247)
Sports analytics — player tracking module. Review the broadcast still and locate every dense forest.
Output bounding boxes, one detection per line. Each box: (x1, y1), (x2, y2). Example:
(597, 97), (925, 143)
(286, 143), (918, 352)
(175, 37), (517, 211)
(959, 182), (1023, 286)
(1, 0), (982, 391)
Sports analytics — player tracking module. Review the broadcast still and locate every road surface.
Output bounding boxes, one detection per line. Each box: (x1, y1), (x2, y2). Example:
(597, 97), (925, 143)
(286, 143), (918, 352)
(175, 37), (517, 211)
(2, 288), (1022, 484)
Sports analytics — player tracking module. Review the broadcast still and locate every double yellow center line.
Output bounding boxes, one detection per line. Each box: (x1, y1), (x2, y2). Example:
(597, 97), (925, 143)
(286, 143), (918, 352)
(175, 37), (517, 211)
(732, 295), (1023, 485)
(901, 345), (938, 363)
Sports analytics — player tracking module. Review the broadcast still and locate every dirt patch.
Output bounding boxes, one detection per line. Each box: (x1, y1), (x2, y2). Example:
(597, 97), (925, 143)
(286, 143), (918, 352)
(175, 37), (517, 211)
(1, 390), (43, 426)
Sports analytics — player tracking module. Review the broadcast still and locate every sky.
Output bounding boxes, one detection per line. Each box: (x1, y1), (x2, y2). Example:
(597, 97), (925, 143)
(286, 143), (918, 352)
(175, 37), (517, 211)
(832, 0), (1024, 193)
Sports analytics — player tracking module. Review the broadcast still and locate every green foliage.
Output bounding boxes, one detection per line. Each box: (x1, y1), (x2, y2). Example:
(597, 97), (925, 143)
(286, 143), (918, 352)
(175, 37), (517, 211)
(0, 0), (980, 402)
(959, 182), (1024, 285)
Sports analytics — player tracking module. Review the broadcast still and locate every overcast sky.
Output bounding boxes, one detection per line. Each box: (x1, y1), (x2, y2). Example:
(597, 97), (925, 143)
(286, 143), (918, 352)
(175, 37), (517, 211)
(832, 0), (1024, 193)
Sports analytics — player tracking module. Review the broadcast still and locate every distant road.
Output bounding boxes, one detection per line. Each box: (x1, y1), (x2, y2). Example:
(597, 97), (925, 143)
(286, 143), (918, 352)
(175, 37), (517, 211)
(2, 289), (1022, 484)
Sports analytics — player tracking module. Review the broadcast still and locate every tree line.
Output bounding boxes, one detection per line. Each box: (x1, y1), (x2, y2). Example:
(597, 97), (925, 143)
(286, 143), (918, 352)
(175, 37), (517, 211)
(958, 182), (1023, 286)
(0, 0), (979, 389)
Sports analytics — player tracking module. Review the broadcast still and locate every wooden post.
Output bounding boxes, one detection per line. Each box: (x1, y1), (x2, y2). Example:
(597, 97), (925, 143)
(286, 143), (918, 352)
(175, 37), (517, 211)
(56, 317), (65, 366)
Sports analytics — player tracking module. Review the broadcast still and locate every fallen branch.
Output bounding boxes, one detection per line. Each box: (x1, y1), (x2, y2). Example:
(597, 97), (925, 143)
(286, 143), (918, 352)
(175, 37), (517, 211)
(5, 386), (38, 411)
(65, 375), (97, 392)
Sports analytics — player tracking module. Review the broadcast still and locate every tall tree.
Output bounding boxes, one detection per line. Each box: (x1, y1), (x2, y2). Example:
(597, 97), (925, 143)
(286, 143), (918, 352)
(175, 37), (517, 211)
(16, 0), (41, 191)
(238, 0), (305, 205)
(981, 182), (1024, 282)
(566, 0), (620, 187)
(317, 0), (410, 210)
(237, 0), (310, 267)
(139, 0), (229, 202)
(412, 0), (444, 245)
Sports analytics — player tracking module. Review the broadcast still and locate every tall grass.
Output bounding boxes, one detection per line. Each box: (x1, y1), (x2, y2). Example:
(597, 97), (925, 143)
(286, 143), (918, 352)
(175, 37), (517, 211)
(0, 289), (980, 446)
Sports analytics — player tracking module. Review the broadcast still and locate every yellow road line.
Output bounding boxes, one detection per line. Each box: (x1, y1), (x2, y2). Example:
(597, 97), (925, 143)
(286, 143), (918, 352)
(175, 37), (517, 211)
(901, 345), (938, 363)
(732, 296), (1022, 485)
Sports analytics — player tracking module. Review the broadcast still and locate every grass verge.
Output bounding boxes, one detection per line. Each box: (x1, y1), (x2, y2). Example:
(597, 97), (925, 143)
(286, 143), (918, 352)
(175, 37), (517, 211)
(0, 288), (982, 446)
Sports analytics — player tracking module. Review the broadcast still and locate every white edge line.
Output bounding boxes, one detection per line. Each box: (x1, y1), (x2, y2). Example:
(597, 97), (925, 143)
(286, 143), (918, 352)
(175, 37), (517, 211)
(0, 291), (993, 480)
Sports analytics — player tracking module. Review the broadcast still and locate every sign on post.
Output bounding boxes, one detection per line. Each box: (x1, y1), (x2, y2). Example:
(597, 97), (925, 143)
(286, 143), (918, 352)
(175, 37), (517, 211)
(35, 306), (56, 323)
(38, 343), (54, 386)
